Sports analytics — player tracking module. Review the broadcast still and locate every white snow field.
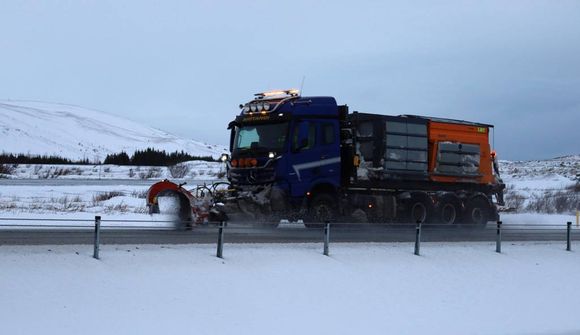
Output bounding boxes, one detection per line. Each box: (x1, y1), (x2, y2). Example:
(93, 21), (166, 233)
(0, 242), (579, 335)
(0, 180), (576, 227)
(0, 160), (224, 180)
(0, 100), (227, 160)
(0, 156), (578, 221)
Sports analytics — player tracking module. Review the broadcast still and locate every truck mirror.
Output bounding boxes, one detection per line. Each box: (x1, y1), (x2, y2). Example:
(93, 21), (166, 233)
(229, 128), (235, 152)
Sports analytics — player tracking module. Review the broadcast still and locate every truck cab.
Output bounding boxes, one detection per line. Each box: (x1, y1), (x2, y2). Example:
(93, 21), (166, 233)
(225, 90), (343, 219)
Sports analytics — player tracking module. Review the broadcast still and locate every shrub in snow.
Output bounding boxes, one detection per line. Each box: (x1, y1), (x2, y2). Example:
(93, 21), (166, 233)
(130, 190), (147, 199)
(525, 187), (579, 214)
(104, 202), (128, 213)
(0, 164), (15, 176)
(138, 167), (162, 179)
(92, 191), (124, 205)
(168, 163), (190, 178)
(504, 190), (526, 212)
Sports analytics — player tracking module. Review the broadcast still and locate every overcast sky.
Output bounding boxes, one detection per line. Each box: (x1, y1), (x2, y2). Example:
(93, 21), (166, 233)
(1, 1), (579, 160)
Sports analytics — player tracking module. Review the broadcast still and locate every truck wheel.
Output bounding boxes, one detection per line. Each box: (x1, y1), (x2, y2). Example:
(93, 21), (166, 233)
(465, 197), (490, 225)
(409, 200), (428, 224)
(305, 194), (337, 228)
(437, 198), (459, 225)
(440, 202), (457, 225)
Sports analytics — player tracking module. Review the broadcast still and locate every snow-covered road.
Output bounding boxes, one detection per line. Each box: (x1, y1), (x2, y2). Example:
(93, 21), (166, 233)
(1, 242), (578, 335)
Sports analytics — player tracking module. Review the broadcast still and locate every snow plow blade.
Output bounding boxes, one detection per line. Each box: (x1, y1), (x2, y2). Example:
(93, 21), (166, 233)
(146, 179), (229, 224)
(146, 179), (196, 222)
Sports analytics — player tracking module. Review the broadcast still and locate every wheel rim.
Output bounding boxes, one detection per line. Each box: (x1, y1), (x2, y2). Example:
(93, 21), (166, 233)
(441, 203), (456, 224)
(411, 202), (427, 223)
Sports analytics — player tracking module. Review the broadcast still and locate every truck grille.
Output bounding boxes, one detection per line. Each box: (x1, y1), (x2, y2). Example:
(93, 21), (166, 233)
(229, 167), (275, 185)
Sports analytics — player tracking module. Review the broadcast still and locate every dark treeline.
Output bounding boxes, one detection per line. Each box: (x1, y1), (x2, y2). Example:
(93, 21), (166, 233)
(1, 148), (216, 166)
(104, 148), (216, 166)
(0, 153), (91, 165)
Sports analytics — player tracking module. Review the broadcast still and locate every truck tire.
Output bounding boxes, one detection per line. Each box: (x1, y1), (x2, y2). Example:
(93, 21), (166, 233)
(465, 197), (490, 225)
(406, 195), (431, 224)
(410, 201), (427, 224)
(437, 196), (460, 225)
(439, 202), (457, 225)
(305, 194), (337, 228)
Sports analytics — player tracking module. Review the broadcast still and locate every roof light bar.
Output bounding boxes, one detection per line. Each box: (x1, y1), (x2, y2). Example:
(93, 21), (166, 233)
(254, 89), (300, 99)
(239, 88), (301, 114)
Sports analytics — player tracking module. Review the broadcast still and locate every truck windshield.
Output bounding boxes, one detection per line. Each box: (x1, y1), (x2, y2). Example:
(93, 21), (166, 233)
(234, 122), (288, 153)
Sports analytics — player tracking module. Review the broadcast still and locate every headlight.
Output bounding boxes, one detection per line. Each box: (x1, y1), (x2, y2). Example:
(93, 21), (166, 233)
(250, 104), (257, 112)
(220, 154), (229, 162)
(263, 103), (270, 111)
(256, 102), (263, 111)
(268, 152), (276, 159)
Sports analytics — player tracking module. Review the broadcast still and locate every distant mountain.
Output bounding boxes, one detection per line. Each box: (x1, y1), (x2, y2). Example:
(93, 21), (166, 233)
(0, 100), (227, 160)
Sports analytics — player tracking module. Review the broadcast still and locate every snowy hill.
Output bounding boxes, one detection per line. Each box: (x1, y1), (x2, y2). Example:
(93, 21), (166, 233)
(0, 100), (227, 160)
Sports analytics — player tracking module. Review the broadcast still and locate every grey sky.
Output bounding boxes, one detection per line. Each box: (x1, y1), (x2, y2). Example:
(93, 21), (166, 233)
(1, 1), (579, 160)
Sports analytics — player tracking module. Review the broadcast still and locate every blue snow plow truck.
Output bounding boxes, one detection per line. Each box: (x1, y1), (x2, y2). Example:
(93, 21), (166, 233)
(148, 89), (505, 226)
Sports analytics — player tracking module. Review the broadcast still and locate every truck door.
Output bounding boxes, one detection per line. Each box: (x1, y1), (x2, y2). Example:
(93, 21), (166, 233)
(287, 119), (340, 197)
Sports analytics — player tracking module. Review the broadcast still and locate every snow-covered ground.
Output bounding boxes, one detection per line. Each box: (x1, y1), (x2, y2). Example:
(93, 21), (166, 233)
(0, 183), (576, 226)
(0, 180), (220, 222)
(0, 242), (578, 335)
(0, 156), (577, 220)
(0, 100), (227, 160)
(0, 160), (224, 180)
(500, 155), (579, 214)
(499, 213), (576, 226)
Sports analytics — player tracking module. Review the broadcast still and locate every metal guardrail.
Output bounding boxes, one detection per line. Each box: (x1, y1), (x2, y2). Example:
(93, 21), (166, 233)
(0, 216), (577, 260)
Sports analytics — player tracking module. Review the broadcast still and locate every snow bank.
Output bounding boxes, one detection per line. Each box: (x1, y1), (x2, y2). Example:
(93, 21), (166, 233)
(0, 242), (578, 335)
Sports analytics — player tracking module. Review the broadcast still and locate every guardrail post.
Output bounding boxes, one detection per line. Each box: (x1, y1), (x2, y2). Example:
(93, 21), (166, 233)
(323, 222), (330, 256)
(216, 221), (225, 258)
(93, 216), (101, 260)
(567, 221), (572, 251)
(496, 221), (502, 253)
(414, 221), (422, 256)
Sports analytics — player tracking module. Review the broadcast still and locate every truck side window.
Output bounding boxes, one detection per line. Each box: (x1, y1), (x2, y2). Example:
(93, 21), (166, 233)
(321, 123), (335, 145)
(292, 121), (316, 151)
